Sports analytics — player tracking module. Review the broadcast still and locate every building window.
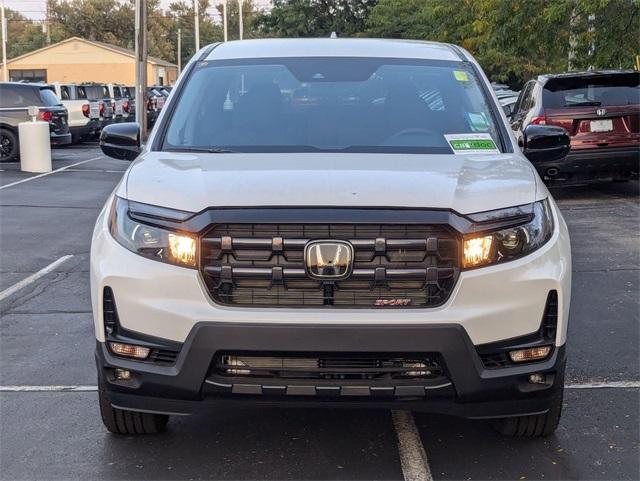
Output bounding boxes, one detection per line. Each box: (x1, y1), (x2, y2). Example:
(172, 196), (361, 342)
(9, 69), (47, 82)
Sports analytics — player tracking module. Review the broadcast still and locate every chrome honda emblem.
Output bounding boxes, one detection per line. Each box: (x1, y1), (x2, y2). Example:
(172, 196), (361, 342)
(596, 108), (607, 116)
(304, 240), (353, 280)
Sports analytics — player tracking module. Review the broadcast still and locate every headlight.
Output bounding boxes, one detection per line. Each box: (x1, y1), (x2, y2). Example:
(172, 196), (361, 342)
(462, 199), (554, 269)
(109, 197), (197, 268)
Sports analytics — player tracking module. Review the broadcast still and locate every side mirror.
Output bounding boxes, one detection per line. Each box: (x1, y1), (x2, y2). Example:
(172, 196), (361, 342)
(522, 125), (570, 163)
(100, 122), (141, 161)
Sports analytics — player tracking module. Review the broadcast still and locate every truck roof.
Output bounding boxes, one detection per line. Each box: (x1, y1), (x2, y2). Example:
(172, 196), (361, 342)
(204, 38), (465, 62)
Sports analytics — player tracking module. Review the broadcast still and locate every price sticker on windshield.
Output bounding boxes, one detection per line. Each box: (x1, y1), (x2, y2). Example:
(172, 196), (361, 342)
(444, 133), (499, 154)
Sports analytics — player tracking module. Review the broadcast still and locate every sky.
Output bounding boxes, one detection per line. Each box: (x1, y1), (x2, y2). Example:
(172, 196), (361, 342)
(4, 0), (273, 21)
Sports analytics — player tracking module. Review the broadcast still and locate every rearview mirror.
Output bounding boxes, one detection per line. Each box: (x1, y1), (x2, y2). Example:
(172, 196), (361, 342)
(100, 123), (141, 161)
(522, 125), (570, 163)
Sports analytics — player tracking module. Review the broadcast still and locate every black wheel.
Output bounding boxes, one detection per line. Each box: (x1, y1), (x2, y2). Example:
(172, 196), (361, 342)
(494, 386), (564, 437)
(98, 378), (169, 434)
(0, 128), (19, 162)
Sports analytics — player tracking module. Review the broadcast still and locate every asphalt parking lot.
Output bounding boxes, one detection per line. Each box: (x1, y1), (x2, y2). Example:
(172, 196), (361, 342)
(1, 144), (638, 481)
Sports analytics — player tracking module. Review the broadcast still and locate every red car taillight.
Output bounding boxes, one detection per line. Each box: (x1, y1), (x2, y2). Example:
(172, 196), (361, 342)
(99, 102), (105, 116)
(82, 104), (90, 118)
(530, 116), (547, 125)
(123, 100), (130, 113)
(39, 111), (53, 122)
(111, 101), (116, 113)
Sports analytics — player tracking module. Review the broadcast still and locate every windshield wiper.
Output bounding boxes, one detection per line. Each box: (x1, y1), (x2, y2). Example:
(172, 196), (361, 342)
(565, 101), (601, 107)
(164, 147), (236, 153)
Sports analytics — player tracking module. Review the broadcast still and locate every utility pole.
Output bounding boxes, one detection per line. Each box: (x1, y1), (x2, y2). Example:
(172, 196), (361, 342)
(45, 0), (51, 45)
(194, 0), (200, 51)
(135, 0), (147, 134)
(238, 0), (243, 40)
(223, 0), (227, 42)
(177, 28), (181, 75)
(1, 0), (7, 82)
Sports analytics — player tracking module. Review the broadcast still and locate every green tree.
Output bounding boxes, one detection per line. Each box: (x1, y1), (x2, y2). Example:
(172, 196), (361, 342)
(365, 0), (640, 86)
(215, 0), (259, 40)
(254, 0), (378, 37)
(5, 9), (46, 59)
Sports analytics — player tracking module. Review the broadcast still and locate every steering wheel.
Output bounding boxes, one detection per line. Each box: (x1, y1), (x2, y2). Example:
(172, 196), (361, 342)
(384, 128), (439, 143)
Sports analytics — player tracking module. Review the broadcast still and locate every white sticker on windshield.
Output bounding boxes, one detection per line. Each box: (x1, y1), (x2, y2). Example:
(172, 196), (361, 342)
(444, 133), (499, 154)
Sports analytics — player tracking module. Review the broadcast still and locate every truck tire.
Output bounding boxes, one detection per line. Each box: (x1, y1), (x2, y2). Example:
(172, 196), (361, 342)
(494, 387), (564, 437)
(0, 128), (19, 162)
(98, 379), (169, 434)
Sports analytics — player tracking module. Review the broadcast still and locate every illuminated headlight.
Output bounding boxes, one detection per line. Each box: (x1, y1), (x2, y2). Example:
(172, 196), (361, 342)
(109, 197), (197, 268)
(463, 200), (554, 269)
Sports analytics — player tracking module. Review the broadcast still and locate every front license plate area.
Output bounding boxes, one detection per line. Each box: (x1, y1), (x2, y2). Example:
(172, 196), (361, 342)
(590, 119), (613, 132)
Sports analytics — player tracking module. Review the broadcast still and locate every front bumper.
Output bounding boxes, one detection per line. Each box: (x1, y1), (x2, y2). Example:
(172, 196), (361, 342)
(532, 146), (640, 182)
(97, 323), (566, 419)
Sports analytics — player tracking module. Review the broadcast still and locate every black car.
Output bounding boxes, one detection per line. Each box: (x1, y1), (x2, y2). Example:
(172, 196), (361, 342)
(0, 82), (72, 162)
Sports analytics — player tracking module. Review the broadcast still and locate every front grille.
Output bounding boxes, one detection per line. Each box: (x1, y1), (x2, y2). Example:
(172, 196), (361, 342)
(200, 223), (460, 308)
(213, 353), (445, 380)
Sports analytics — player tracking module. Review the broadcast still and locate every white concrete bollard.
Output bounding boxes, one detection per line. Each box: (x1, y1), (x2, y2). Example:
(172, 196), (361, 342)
(18, 106), (52, 173)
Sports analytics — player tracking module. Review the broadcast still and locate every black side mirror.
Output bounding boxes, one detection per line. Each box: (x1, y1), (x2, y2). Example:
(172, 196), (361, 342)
(100, 123), (141, 161)
(522, 125), (570, 163)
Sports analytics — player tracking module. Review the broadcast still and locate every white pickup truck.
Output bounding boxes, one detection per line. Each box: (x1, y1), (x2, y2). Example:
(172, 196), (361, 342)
(46, 83), (101, 143)
(93, 39), (573, 438)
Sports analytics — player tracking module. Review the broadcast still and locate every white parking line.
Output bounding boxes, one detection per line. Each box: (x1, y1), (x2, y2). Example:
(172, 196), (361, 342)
(0, 156), (103, 190)
(566, 381), (640, 389)
(392, 410), (433, 481)
(0, 255), (73, 301)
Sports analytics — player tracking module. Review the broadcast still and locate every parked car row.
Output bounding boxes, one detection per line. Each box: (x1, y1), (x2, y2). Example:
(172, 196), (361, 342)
(0, 81), (173, 161)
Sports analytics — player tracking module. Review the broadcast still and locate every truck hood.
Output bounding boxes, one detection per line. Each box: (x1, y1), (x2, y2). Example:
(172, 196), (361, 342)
(123, 152), (539, 215)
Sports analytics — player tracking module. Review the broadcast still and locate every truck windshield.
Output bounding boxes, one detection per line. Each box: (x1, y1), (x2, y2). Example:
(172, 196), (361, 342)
(162, 57), (501, 154)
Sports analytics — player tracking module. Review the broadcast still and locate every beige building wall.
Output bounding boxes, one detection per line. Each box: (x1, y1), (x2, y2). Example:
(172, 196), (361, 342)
(4, 38), (178, 86)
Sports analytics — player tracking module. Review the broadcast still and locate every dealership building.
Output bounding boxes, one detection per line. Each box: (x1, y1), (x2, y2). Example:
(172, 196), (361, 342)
(1, 36), (178, 86)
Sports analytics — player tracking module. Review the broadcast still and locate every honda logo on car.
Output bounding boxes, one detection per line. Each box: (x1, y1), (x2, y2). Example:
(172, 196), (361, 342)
(304, 240), (354, 279)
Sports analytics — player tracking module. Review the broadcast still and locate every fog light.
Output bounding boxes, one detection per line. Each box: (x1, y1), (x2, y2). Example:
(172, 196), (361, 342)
(509, 346), (551, 363)
(109, 342), (151, 359)
(225, 357), (251, 375)
(529, 373), (546, 384)
(403, 362), (429, 377)
(114, 368), (131, 380)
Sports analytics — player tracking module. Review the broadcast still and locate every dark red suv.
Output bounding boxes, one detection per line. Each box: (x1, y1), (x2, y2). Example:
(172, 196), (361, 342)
(510, 70), (639, 183)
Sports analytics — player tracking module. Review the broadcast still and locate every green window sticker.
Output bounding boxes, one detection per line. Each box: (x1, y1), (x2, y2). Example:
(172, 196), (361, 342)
(444, 134), (499, 154)
(453, 70), (469, 82)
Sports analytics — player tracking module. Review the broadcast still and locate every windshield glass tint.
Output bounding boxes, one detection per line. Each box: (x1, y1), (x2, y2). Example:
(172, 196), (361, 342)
(163, 57), (500, 154)
(543, 73), (640, 108)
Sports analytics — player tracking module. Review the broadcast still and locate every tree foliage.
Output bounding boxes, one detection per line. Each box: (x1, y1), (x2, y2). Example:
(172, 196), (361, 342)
(254, 0), (378, 37)
(5, 0), (640, 86)
(365, 0), (640, 84)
